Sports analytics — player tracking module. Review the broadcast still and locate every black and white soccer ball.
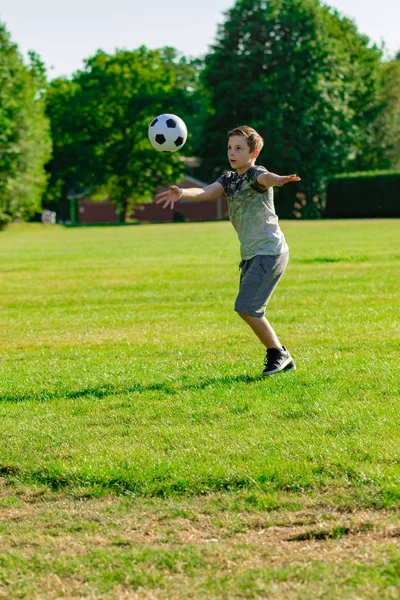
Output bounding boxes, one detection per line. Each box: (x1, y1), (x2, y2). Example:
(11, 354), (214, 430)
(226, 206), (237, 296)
(148, 113), (187, 153)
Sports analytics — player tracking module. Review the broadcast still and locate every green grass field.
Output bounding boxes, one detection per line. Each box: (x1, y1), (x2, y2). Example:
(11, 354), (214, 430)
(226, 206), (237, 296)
(0, 220), (399, 599)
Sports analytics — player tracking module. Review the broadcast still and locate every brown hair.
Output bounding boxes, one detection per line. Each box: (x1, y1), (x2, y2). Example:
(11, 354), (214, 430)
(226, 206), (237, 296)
(228, 125), (264, 154)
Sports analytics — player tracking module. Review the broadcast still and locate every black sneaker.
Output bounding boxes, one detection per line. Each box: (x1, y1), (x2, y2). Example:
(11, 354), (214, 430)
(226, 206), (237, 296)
(263, 346), (296, 376)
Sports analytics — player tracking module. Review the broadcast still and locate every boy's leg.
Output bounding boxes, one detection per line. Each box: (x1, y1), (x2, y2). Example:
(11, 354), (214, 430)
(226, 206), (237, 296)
(237, 312), (282, 349)
(235, 254), (295, 374)
(237, 312), (295, 374)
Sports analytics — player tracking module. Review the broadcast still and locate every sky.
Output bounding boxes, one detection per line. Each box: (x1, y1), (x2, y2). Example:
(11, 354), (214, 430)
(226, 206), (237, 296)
(1, 0), (399, 78)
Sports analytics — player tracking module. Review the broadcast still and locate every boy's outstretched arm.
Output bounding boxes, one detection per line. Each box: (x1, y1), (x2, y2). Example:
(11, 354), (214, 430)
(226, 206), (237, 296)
(155, 181), (224, 210)
(257, 172), (301, 189)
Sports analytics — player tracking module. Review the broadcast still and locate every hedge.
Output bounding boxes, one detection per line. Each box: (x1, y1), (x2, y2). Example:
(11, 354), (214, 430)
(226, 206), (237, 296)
(325, 171), (400, 218)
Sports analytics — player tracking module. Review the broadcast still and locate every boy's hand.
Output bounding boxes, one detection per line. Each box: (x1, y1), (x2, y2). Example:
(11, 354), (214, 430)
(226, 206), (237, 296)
(275, 174), (301, 187)
(155, 185), (182, 209)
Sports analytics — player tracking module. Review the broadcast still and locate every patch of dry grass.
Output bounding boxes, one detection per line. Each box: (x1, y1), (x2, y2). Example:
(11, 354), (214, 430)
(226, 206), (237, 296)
(1, 482), (399, 599)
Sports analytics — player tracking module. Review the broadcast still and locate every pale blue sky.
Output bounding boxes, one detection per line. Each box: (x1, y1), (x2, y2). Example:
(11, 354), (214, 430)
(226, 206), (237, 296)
(1, 0), (399, 78)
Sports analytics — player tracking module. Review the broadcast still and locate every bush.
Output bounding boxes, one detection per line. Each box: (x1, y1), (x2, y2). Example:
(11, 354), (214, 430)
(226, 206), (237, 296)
(325, 171), (400, 218)
(0, 212), (11, 231)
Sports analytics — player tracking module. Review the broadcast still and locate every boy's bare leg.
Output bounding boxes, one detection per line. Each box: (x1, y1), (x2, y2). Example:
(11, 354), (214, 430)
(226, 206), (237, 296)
(237, 312), (282, 350)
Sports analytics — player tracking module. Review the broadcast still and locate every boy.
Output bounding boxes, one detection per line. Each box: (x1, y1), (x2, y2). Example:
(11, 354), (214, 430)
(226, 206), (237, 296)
(155, 126), (300, 376)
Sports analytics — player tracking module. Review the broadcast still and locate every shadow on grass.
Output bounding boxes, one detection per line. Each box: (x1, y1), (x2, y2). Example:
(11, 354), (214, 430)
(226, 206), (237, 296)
(0, 464), (309, 497)
(287, 526), (353, 541)
(0, 373), (263, 403)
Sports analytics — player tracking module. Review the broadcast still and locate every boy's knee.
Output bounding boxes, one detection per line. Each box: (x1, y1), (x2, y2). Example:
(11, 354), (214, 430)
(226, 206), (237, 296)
(237, 311), (260, 322)
(236, 310), (265, 323)
(236, 311), (248, 320)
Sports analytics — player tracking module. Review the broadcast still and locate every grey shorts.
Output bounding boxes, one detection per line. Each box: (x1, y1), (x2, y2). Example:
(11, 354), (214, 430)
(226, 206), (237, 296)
(235, 253), (289, 318)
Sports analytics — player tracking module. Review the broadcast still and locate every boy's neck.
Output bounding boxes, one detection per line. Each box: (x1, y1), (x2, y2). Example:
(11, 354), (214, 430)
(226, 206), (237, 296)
(236, 161), (256, 176)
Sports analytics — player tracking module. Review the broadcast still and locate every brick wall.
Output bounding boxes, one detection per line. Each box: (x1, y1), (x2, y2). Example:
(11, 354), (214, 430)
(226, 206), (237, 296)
(78, 198), (118, 224)
(77, 175), (229, 224)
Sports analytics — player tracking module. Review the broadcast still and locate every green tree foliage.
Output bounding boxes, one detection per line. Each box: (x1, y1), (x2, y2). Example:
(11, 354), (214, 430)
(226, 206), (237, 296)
(0, 24), (51, 227)
(199, 0), (383, 217)
(320, 7), (391, 173)
(366, 57), (400, 170)
(45, 47), (207, 221)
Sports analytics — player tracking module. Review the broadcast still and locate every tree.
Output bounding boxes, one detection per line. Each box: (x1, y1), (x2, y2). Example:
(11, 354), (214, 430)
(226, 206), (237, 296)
(0, 24), (51, 227)
(45, 47), (208, 221)
(199, 0), (383, 217)
(365, 58), (400, 170)
(320, 6), (384, 172)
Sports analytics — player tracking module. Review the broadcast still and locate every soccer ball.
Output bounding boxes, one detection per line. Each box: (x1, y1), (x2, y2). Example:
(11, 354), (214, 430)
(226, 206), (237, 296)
(148, 113), (187, 153)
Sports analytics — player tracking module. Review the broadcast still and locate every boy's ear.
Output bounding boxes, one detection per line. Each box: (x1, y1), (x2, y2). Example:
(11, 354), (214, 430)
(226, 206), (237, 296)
(253, 149), (261, 159)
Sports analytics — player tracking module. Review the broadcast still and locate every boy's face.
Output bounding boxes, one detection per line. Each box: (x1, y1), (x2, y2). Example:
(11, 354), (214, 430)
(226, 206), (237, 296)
(227, 135), (259, 173)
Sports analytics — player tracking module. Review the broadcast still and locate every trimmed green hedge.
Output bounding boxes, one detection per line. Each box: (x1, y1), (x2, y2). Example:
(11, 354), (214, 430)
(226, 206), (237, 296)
(325, 171), (400, 218)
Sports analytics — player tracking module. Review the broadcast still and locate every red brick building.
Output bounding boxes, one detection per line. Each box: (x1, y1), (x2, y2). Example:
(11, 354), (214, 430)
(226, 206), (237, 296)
(77, 175), (228, 224)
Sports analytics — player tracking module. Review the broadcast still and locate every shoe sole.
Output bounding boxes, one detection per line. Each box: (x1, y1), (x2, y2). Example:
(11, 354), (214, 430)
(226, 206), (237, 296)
(263, 359), (296, 376)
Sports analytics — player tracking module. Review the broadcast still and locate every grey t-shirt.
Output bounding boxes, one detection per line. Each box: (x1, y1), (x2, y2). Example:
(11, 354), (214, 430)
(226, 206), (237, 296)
(217, 165), (288, 260)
